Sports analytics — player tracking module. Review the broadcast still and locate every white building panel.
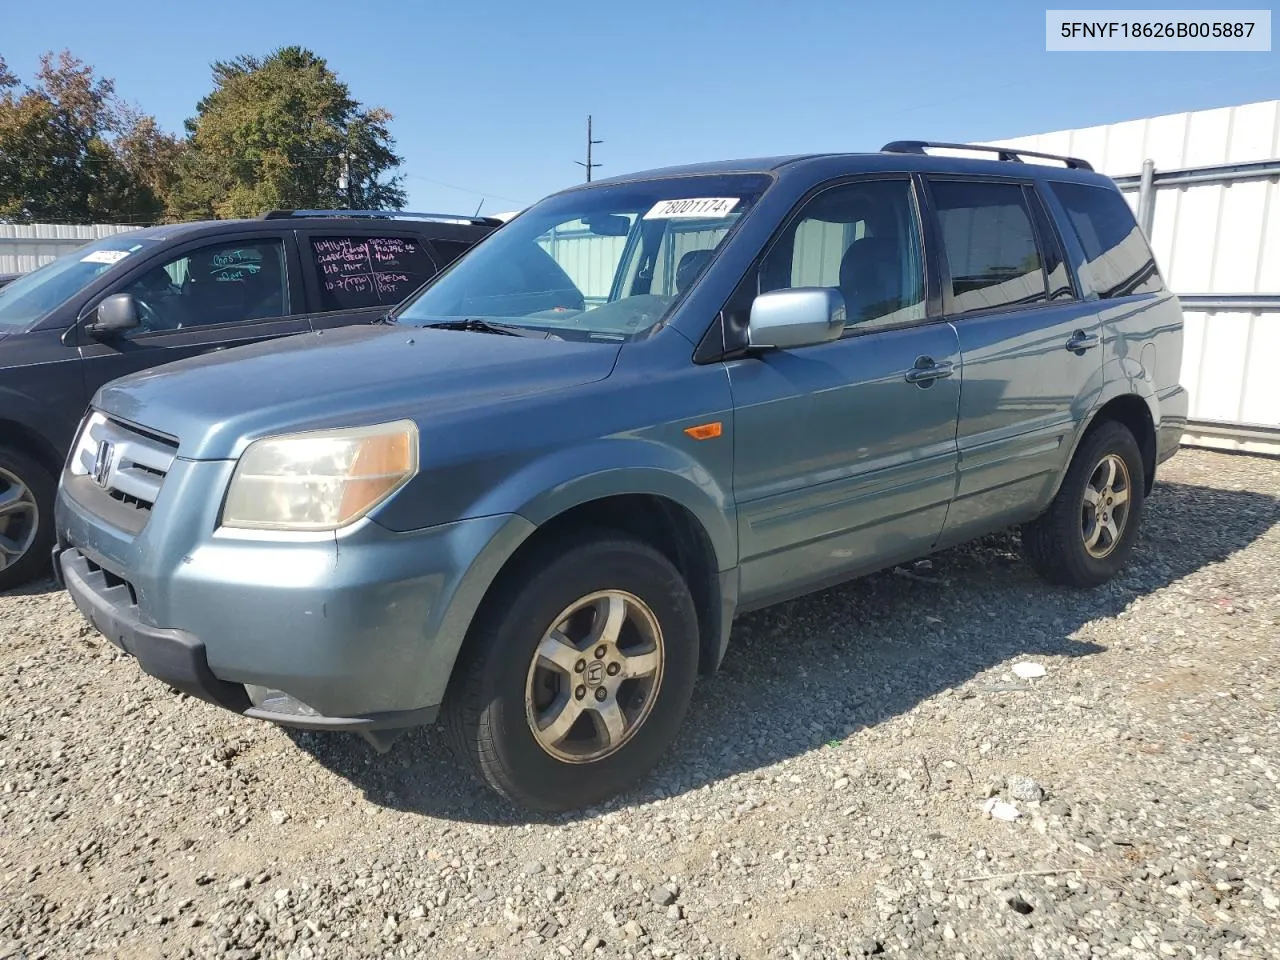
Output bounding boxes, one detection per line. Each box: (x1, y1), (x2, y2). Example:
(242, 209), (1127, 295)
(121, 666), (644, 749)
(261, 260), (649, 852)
(984, 101), (1280, 451)
(0, 223), (141, 274)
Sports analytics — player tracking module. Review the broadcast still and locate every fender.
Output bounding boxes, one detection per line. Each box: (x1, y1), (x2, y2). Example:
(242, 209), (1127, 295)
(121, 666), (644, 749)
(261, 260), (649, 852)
(462, 436), (738, 573)
(1046, 360), (1160, 504)
(0, 387), (67, 466)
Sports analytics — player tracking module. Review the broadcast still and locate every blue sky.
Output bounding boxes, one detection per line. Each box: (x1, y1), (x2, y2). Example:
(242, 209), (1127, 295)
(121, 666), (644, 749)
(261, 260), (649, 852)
(4, 0), (1276, 214)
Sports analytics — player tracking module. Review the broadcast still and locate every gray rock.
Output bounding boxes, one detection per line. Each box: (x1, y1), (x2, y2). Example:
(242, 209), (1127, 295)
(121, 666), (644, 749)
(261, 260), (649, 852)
(651, 886), (677, 907)
(1006, 775), (1045, 802)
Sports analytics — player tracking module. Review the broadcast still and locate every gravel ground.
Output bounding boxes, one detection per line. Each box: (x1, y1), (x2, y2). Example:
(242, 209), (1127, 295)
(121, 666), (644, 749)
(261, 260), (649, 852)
(2, 447), (1279, 960)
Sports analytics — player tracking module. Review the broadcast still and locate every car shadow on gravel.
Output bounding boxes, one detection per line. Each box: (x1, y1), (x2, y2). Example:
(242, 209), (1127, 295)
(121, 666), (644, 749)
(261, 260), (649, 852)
(0, 575), (61, 599)
(290, 477), (1279, 825)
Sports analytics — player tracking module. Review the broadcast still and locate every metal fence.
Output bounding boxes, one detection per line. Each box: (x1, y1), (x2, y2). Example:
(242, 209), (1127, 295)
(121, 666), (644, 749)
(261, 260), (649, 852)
(1113, 158), (1280, 455)
(985, 100), (1280, 456)
(0, 223), (141, 274)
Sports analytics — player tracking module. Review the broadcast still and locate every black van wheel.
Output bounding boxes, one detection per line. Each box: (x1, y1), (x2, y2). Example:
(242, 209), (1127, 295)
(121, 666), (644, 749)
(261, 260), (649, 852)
(0, 446), (55, 592)
(444, 532), (699, 812)
(1022, 420), (1146, 588)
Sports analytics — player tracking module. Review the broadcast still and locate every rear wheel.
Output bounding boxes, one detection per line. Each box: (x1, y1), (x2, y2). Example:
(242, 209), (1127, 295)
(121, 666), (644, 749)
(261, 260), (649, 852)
(444, 532), (699, 812)
(1022, 420), (1146, 588)
(0, 446), (55, 592)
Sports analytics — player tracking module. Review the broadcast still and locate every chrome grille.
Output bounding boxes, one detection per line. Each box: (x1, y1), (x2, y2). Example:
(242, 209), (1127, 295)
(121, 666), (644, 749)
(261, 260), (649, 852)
(69, 411), (178, 512)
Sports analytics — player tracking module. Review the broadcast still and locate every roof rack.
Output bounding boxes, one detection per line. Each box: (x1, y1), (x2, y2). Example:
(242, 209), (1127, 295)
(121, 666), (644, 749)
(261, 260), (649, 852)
(261, 209), (503, 226)
(879, 140), (1094, 172)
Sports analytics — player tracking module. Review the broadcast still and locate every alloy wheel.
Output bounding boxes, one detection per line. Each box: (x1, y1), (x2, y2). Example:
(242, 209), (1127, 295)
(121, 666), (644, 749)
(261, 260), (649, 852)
(524, 589), (665, 763)
(0, 467), (38, 573)
(1081, 453), (1131, 560)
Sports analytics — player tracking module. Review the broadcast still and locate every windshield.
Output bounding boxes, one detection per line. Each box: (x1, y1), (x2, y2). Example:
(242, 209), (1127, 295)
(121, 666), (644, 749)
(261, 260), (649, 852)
(0, 234), (155, 331)
(395, 173), (773, 340)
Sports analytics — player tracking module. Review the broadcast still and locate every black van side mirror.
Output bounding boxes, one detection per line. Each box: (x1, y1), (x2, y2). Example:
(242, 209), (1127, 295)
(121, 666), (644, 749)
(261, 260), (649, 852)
(88, 294), (141, 338)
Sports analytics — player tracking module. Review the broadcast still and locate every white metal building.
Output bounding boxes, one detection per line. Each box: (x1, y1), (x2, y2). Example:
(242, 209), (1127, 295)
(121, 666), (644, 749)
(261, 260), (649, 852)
(0, 223), (141, 275)
(983, 100), (1280, 455)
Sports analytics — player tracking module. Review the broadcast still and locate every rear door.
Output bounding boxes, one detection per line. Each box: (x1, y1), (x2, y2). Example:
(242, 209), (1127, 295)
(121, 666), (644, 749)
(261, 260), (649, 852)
(76, 232), (310, 400)
(922, 177), (1106, 548)
(297, 228), (441, 329)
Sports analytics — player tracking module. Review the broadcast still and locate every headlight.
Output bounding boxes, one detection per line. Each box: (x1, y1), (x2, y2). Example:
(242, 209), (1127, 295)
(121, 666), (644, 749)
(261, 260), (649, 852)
(221, 420), (419, 531)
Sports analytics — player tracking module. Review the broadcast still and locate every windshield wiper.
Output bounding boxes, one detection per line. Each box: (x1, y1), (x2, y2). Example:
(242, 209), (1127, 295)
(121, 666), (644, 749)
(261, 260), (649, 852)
(419, 318), (547, 338)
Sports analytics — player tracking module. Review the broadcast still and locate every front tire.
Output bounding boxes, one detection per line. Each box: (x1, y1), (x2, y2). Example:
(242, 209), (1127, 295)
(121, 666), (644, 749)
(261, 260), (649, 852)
(0, 446), (55, 592)
(1022, 420), (1146, 588)
(444, 531), (699, 812)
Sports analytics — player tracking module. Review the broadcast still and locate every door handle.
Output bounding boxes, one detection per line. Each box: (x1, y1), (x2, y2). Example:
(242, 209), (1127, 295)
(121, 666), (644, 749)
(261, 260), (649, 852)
(905, 357), (955, 385)
(1065, 330), (1100, 352)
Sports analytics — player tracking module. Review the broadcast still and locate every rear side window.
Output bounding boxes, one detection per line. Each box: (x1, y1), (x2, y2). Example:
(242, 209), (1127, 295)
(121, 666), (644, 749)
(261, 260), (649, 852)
(1048, 182), (1165, 299)
(430, 238), (475, 267)
(929, 180), (1047, 314)
(309, 236), (438, 311)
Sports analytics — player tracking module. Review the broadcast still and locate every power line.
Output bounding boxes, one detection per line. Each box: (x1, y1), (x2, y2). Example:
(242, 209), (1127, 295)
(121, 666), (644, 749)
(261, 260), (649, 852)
(399, 172), (526, 206)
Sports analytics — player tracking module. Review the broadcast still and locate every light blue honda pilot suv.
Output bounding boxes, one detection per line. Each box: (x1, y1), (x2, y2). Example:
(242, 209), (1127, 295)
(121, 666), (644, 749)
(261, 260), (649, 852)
(52, 142), (1188, 811)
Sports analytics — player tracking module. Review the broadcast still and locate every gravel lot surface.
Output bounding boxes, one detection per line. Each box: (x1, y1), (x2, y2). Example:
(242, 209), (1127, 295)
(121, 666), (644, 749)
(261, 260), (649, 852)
(2, 448), (1278, 960)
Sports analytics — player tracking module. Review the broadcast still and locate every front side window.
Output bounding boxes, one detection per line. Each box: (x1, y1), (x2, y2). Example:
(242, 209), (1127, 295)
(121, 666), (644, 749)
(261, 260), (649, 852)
(930, 180), (1047, 314)
(395, 174), (772, 340)
(117, 239), (288, 335)
(309, 235), (438, 311)
(0, 235), (156, 331)
(762, 178), (926, 330)
(1049, 181), (1165, 299)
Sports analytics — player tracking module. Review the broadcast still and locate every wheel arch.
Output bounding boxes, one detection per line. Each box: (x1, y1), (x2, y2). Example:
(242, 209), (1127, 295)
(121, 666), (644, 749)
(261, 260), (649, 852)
(1057, 385), (1159, 500)
(492, 490), (730, 679)
(0, 416), (63, 475)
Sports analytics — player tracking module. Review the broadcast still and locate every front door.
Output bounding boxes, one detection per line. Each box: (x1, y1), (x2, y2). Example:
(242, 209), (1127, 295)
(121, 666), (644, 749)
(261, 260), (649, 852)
(77, 235), (310, 401)
(728, 177), (962, 608)
(921, 178), (1106, 547)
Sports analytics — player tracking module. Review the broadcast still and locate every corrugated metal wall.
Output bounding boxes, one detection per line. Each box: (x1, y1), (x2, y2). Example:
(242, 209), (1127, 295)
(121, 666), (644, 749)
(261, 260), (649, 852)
(982, 101), (1280, 451)
(0, 223), (142, 274)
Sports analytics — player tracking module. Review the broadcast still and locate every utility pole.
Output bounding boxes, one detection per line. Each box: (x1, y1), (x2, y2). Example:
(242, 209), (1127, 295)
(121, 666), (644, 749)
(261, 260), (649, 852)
(575, 115), (602, 182)
(337, 151), (351, 208)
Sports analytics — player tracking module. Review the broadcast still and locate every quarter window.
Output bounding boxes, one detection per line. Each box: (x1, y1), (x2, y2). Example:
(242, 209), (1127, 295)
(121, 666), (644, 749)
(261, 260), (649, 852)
(309, 235), (438, 311)
(764, 179), (926, 330)
(118, 239), (288, 335)
(930, 180), (1047, 314)
(1048, 181), (1165, 299)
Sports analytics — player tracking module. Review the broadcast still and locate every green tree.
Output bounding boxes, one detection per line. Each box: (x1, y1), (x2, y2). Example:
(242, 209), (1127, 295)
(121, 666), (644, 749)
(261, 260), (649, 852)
(171, 46), (406, 219)
(0, 51), (177, 224)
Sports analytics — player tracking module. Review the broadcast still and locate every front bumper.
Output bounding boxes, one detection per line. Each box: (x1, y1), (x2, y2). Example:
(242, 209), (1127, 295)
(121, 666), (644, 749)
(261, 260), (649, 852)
(54, 459), (534, 731)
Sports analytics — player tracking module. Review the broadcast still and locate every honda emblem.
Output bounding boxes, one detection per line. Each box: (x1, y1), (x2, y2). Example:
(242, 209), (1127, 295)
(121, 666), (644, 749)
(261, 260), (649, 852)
(92, 440), (115, 488)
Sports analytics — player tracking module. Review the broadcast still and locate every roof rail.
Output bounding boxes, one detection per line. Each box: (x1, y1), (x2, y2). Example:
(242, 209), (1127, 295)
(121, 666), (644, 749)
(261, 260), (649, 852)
(261, 209), (503, 226)
(879, 140), (1094, 172)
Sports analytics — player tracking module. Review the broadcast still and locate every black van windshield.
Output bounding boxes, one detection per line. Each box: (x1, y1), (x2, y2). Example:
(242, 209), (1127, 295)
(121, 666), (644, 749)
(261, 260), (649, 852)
(395, 173), (772, 340)
(0, 235), (154, 331)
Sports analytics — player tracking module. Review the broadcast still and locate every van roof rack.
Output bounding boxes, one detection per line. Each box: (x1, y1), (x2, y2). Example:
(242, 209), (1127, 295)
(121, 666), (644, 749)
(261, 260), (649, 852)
(261, 209), (503, 226)
(879, 140), (1094, 172)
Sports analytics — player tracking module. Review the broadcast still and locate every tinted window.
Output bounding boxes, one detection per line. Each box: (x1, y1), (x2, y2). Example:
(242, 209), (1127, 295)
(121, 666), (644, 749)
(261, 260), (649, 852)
(430, 238), (474, 267)
(1049, 181), (1165, 298)
(931, 180), (1046, 313)
(118, 239), (288, 335)
(1028, 190), (1075, 301)
(763, 179), (926, 330)
(310, 235), (437, 311)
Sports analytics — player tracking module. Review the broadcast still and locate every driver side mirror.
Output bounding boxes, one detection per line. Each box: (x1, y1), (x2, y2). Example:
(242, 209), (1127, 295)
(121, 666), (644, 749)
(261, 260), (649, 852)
(88, 293), (141, 338)
(747, 288), (846, 350)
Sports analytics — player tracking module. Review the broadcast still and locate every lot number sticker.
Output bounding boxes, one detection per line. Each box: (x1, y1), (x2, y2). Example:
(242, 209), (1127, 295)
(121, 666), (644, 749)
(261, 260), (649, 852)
(643, 198), (740, 219)
(80, 250), (131, 264)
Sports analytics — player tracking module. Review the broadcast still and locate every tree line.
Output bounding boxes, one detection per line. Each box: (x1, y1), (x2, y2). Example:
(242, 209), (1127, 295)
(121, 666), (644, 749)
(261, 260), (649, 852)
(0, 46), (406, 225)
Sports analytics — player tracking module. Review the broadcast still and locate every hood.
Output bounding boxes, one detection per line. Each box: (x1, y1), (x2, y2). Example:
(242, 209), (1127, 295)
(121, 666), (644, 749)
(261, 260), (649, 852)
(94, 324), (621, 460)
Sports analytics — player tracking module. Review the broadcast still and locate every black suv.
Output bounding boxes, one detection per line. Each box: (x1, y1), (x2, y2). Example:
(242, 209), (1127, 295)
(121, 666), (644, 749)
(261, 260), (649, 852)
(0, 209), (498, 589)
